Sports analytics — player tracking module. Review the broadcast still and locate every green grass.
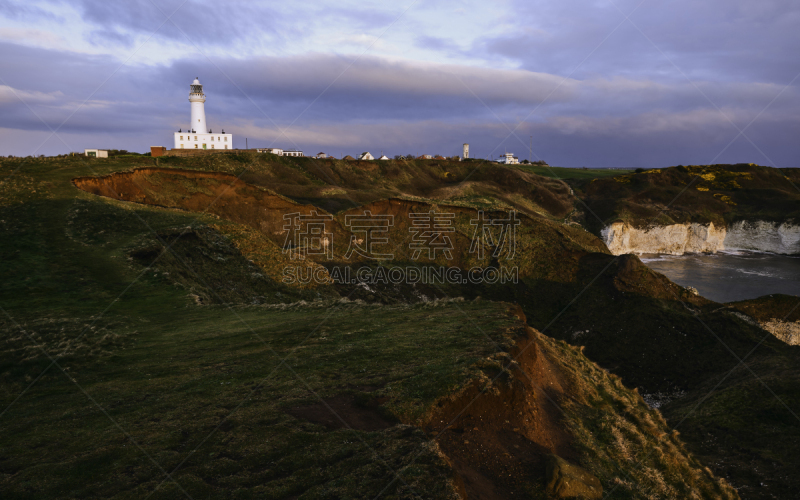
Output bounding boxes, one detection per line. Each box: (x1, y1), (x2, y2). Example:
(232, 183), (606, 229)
(513, 164), (627, 180)
(0, 156), (516, 498)
(0, 156), (745, 498)
(0, 300), (517, 499)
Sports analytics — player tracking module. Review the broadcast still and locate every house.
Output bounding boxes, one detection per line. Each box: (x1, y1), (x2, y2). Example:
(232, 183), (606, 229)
(343, 155), (355, 160)
(256, 148), (283, 155)
(283, 149), (304, 157)
(433, 155), (446, 160)
(315, 152), (328, 159)
(358, 152), (375, 160)
(417, 154), (433, 160)
(496, 152), (519, 165)
(84, 149), (108, 158)
(378, 155), (390, 160)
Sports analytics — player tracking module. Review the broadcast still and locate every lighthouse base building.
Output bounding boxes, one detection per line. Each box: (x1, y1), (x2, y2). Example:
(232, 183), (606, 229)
(174, 131), (233, 150)
(173, 78), (233, 150)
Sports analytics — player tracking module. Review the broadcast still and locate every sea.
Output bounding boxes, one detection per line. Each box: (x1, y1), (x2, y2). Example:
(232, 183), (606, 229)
(640, 251), (800, 303)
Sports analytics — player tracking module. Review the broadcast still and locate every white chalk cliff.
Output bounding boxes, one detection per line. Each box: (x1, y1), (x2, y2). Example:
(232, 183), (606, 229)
(601, 220), (800, 255)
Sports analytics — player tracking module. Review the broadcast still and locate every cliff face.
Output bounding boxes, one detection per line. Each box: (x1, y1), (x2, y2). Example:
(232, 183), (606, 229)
(725, 220), (800, 254)
(576, 164), (800, 240)
(601, 222), (726, 255)
(601, 220), (799, 255)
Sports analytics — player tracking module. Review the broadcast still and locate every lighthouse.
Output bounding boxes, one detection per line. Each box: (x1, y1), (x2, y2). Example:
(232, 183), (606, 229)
(173, 77), (233, 150)
(189, 78), (207, 133)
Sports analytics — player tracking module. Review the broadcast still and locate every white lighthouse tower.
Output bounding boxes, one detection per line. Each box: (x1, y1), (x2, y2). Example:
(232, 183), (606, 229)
(173, 77), (233, 151)
(189, 78), (207, 133)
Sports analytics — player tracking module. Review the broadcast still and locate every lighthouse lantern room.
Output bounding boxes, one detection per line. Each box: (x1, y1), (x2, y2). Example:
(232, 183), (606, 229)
(173, 77), (233, 150)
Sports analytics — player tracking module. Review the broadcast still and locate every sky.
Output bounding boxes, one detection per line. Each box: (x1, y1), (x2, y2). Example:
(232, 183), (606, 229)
(0, 0), (798, 168)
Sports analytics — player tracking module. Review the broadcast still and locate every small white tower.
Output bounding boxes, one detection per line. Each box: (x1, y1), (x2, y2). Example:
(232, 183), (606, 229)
(173, 77), (233, 151)
(189, 77), (207, 133)
(463, 143), (469, 159)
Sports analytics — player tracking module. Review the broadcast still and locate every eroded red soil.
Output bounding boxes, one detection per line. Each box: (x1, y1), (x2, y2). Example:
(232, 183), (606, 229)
(424, 306), (576, 499)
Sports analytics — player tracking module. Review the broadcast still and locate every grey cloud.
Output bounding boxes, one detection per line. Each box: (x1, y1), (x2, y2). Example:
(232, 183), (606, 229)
(59, 0), (281, 45)
(0, 41), (797, 169)
(87, 28), (134, 47)
(312, 4), (400, 29)
(478, 0), (800, 85)
(415, 35), (461, 53)
(175, 53), (797, 126)
(0, 0), (61, 21)
(189, 53), (577, 112)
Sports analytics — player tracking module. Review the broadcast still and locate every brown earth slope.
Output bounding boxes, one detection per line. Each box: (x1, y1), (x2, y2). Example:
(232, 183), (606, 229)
(147, 153), (576, 219)
(424, 306), (736, 499)
(73, 168), (607, 285)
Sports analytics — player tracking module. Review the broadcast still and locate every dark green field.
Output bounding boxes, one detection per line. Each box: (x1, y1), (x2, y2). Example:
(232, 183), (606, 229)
(513, 164), (627, 180)
(2, 154), (797, 499)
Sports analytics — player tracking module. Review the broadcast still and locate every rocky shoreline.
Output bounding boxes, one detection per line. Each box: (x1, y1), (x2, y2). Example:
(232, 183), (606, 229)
(601, 220), (800, 255)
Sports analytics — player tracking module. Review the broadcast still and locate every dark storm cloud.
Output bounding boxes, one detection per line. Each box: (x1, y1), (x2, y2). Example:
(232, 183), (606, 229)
(175, 54), (576, 114)
(172, 54), (795, 126)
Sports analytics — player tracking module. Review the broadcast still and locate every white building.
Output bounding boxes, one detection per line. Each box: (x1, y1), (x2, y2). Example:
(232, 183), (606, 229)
(84, 149), (108, 158)
(378, 155), (390, 160)
(463, 143), (469, 159)
(257, 148), (283, 155)
(254, 147), (305, 157)
(173, 78), (233, 150)
(358, 152), (375, 160)
(497, 152), (519, 165)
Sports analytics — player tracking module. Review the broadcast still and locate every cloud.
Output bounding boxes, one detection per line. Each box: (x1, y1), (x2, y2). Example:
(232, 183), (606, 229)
(194, 53), (578, 114)
(0, 1), (61, 22)
(478, 0), (800, 85)
(0, 84), (62, 104)
(60, 0), (281, 46)
(0, 39), (797, 168)
(415, 35), (461, 53)
(0, 27), (66, 49)
(87, 28), (134, 47)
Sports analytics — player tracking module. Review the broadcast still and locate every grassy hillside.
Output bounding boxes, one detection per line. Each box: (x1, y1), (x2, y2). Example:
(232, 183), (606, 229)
(495, 255), (800, 499)
(144, 153), (579, 221)
(513, 164), (627, 180)
(0, 156), (740, 498)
